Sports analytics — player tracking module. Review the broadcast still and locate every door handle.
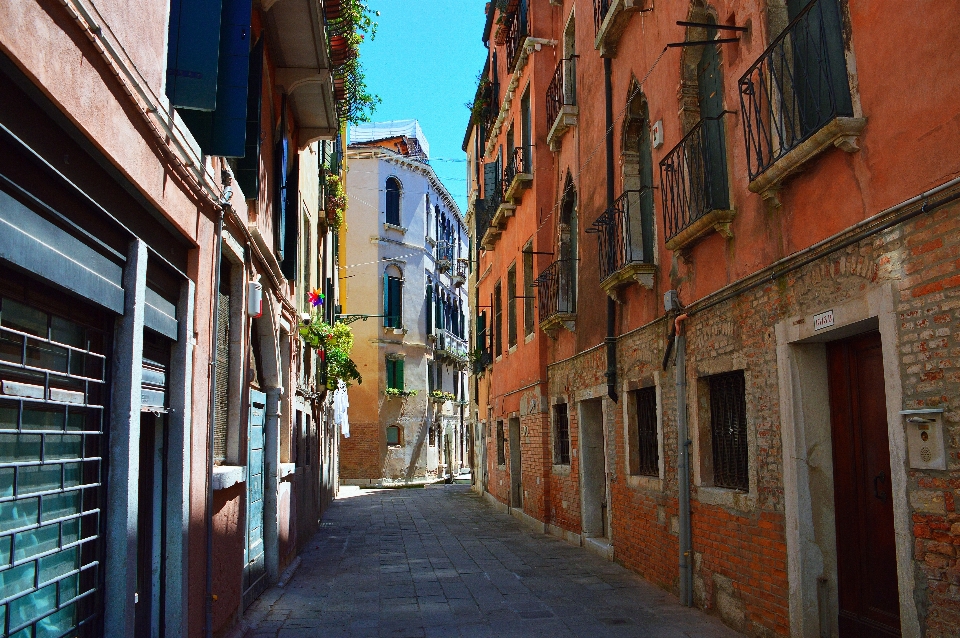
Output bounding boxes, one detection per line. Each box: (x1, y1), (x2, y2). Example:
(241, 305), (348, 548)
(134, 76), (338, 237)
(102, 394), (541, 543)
(874, 471), (887, 501)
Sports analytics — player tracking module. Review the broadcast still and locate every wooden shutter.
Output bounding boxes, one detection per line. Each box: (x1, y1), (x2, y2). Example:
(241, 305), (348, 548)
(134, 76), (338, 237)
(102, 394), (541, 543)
(483, 162), (498, 207)
(396, 359), (404, 391)
(382, 273), (390, 327)
(426, 284), (433, 334)
(166, 0), (223, 110)
(280, 153), (300, 280)
(235, 37), (265, 197)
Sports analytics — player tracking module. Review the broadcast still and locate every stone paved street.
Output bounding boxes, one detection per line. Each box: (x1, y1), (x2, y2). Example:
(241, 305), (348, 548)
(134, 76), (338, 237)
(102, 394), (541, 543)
(241, 486), (744, 638)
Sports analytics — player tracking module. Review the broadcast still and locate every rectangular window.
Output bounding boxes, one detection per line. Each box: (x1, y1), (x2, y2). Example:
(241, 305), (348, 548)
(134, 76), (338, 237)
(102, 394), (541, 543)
(633, 387), (659, 476)
(496, 420), (506, 466)
(384, 275), (402, 328)
(553, 403), (570, 465)
(507, 265), (517, 348)
(386, 358), (404, 391)
(387, 425), (401, 446)
(494, 282), (503, 356)
(213, 257), (232, 464)
(522, 243), (534, 336)
(709, 371), (748, 491)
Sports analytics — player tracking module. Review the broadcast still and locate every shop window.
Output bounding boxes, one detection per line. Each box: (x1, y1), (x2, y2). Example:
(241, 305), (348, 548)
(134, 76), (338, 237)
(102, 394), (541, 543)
(553, 403), (570, 465)
(708, 371), (748, 491)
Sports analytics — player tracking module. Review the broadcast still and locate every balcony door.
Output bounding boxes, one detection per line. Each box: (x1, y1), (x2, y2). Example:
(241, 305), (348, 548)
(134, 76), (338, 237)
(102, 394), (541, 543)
(696, 24), (728, 214)
(787, 0), (852, 137)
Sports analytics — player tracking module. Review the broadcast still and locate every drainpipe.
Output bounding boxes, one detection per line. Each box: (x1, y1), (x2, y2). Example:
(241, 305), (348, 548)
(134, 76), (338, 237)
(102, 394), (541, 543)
(674, 313), (693, 607)
(205, 200), (228, 638)
(603, 56), (618, 403)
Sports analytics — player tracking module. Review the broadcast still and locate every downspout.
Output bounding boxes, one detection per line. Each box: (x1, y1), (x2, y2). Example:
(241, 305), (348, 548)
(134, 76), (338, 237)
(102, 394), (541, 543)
(603, 56), (618, 403)
(674, 313), (693, 607)
(205, 199), (228, 638)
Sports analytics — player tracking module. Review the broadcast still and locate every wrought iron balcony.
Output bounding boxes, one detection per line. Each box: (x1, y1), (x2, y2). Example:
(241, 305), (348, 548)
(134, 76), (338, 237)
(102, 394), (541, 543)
(593, 0), (644, 56)
(472, 350), (493, 375)
(593, 0), (611, 34)
(587, 190), (656, 297)
(546, 57), (578, 150)
(435, 329), (469, 364)
(659, 114), (734, 251)
(504, 0), (529, 68)
(452, 259), (468, 287)
(533, 259), (575, 336)
(738, 0), (863, 205)
(435, 240), (455, 271)
(502, 146), (532, 202)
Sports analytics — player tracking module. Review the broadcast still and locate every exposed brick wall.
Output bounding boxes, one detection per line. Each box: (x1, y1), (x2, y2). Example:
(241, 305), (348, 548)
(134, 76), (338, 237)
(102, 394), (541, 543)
(339, 420), (381, 480)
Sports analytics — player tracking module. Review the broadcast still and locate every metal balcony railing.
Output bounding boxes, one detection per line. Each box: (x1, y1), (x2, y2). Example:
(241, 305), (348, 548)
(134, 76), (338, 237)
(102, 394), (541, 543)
(587, 189), (654, 283)
(594, 0), (611, 34)
(435, 241), (455, 269)
(659, 114), (731, 242)
(474, 197), (492, 244)
(435, 329), (469, 363)
(504, 0), (529, 68)
(546, 57), (577, 128)
(738, 0), (853, 181)
(502, 146), (529, 199)
(533, 259), (575, 322)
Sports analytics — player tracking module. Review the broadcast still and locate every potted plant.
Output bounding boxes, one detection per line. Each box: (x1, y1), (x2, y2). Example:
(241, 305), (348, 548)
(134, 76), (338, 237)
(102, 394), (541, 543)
(429, 390), (456, 403)
(299, 309), (362, 389)
(324, 173), (346, 231)
(385, 388), (418, 399)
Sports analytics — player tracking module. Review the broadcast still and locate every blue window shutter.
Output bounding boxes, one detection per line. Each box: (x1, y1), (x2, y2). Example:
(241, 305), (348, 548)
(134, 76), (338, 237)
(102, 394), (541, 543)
(280, 152), (300, 280)
(166, 0), (223, 110)
(235, 37), (264, 197)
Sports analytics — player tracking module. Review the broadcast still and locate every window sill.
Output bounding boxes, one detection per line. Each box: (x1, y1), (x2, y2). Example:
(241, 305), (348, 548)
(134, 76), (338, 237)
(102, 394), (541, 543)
(508, 344), (518, 354)
(552, 463), (571, 476)
(664, 208), (735, 252)
(626, 474), (662, 492)
(524, 332), (535, 344)
(696, 485), (756, 512)
(383, 223), (407, 234)
(212, 465), (245, 491)
(540, 313), (576, 339)
(279, 463), (296, 479)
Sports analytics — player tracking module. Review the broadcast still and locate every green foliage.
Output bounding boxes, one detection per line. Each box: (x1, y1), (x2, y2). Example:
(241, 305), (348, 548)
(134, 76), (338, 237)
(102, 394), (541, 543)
(325, 173), (347, 231)
(430, 390), (456, 402)
(330, 0), (381, 125)
(465, 75), (492, 126)
(299, 317), (362, 386)
(385, 388), (418, 398)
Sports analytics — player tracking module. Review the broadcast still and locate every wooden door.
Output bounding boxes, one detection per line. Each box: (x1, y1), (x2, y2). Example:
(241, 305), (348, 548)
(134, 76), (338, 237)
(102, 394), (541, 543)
(243, 390), (267, 609)
(827, 331), (900, 637)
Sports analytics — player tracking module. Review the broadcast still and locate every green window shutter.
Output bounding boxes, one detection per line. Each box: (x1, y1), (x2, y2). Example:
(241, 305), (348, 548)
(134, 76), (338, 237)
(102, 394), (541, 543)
(166, 0), (223, 110)
(280, 152), (300, 280)
(234, 37), (264, 197)
(383, 273), (390, 327)
(386, 359), (394, 390)
(388, 277), (402, 328)
(397, 359), (404, 391)
(426, 285), (433, 334)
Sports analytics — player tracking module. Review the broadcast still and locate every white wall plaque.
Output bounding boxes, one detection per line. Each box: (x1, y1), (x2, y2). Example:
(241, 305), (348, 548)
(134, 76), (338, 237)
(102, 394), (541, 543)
(813, 309), (835, 331)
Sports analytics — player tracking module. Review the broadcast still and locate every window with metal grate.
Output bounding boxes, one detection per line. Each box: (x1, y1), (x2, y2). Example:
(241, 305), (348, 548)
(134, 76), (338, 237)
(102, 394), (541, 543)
(496, 420), (506, 466)
(553, 403), (571, 465)
(708, 371), (749, 491)
(213, 260), (232, 464)
(634, 387), (659, 476)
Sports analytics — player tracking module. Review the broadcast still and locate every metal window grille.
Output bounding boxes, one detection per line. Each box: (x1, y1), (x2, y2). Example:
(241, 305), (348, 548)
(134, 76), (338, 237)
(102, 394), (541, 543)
(709, 371), (749, 491)
(634, 387), (659, 476)
(553, 404), (570, 465)
(213, 266), (232, 464)
(0, 295), (108, 636)
(496, 420), (505, 466)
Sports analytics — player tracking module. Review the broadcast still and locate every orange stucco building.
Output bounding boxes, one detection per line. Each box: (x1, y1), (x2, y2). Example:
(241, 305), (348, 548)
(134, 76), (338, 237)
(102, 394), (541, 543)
(466, 1), (960, 636)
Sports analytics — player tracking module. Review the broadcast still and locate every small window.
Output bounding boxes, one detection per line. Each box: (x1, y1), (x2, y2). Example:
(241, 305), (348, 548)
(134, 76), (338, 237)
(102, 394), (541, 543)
(387, 425), (401, 446)
(494, 282), (503, 356)
(507, 265), (517, 348)
(384, 267), (403, 328)
(553, 403), (570, 465)
(633, 387), (659, 477)
(709, 371), (748, 491)
(496, 420), (505, 466)
(386, 358), (404, 391)
(385, 177), (401, 226)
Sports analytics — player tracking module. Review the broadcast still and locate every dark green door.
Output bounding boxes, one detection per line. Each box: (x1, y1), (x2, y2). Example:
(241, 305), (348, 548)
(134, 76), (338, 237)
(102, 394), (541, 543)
(696, 28), (729, 213)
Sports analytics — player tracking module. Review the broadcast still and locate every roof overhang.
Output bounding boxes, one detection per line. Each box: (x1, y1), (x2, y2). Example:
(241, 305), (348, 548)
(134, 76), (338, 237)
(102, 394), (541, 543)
(261, 0), (339, 146)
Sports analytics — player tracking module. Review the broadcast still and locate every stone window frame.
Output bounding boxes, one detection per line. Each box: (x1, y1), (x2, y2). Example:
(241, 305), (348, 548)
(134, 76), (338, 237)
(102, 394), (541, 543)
(218, 235), (247, 466)
(690, 352), (759, 512)
(386, 424), (402, 447)
(621, 374), (664, 491)
(496, 419), (506, 467)
(550, 394), (573, 476)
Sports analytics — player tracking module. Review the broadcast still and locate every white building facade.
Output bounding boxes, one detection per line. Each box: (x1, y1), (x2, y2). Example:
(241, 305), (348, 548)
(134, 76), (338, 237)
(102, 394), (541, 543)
(341, 123), (471, 484)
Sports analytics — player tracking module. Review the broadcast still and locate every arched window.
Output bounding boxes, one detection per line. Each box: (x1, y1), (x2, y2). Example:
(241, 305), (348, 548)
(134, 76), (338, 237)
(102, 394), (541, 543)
(385, 177), (402, 226)
(559, 173), (578, 312)
(383, 265), (403, 328)
(622, 86), (656, 264)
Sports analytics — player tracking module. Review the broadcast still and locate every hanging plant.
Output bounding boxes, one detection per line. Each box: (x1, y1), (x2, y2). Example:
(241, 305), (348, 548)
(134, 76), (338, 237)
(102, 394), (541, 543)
(429, 390), (456, 403)
(385, 388), (418, 398)
(327, 0), (380, 124)
(300, 316), (362, 387)
(324, 173), (346, 231)
(335, 56), (381, 124)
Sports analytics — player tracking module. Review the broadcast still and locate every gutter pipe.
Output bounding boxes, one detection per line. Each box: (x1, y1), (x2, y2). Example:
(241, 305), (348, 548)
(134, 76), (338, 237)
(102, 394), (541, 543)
(674, 313), (692, 607)
(205, 199), (228, 637)
(603, 56), (618, 403)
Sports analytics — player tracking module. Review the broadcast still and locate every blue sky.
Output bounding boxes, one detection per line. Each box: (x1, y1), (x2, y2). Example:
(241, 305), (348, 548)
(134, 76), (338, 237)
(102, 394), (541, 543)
(351, 0), (488, 213)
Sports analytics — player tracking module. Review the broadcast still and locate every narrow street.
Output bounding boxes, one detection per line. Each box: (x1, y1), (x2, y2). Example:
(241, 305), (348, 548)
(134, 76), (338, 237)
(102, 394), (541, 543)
(241, 486), (743, 638)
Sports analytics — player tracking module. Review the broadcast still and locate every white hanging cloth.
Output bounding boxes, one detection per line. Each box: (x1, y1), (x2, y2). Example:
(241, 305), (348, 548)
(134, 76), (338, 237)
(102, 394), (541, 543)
(333, 380), (350, 438)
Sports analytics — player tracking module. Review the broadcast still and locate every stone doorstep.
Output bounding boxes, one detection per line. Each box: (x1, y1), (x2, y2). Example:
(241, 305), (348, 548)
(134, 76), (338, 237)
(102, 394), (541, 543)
(547, 106), (579, 152)
(749, 116), (867, 208)
(664, 208), (736, 252)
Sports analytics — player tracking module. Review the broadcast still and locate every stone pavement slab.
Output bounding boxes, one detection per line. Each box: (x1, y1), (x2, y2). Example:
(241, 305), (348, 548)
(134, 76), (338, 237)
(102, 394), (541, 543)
(241, 485), (743, 638)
